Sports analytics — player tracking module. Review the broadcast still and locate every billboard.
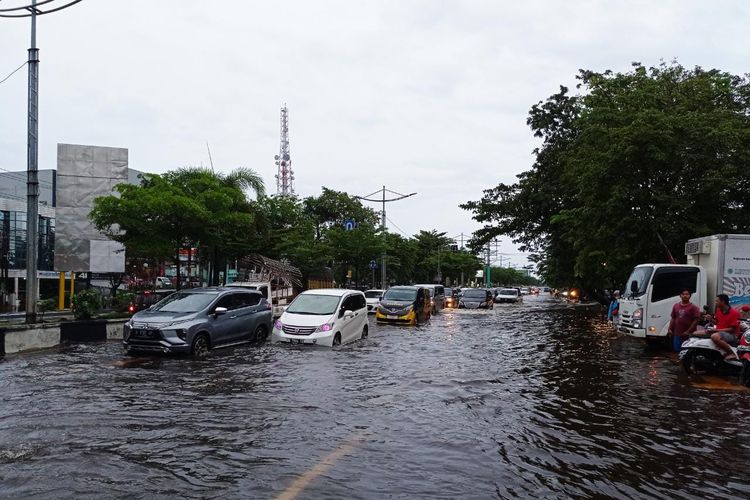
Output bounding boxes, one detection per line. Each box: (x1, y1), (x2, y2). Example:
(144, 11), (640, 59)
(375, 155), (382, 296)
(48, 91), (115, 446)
(53, 144), (127, 273)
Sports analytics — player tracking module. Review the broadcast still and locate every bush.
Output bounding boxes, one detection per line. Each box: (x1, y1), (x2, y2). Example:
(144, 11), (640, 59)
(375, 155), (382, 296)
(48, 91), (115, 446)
(112, 290), (135, 312)
(71, 289), (102, 320)
(37, 298), (57, 322)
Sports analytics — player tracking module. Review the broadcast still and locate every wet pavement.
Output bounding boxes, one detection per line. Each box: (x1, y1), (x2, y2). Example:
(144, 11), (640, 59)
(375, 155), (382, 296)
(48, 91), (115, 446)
(1, 294), (749, 498)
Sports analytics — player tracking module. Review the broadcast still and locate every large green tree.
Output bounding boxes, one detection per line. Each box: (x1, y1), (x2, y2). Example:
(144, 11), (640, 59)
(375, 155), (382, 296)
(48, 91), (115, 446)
(463, 62), (750, 296)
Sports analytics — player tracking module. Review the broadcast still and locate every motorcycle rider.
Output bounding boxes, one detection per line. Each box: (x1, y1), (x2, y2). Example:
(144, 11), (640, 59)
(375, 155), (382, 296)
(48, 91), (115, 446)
(667, 289), (700, 352)
(706, 294), (741, 361)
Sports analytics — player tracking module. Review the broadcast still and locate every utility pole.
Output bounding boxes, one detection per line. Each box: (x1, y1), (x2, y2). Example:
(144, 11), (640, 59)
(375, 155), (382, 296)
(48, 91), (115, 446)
(355, 186), (416, 289)
(2, 0), (83, 322)
(25, 1), (40, 323)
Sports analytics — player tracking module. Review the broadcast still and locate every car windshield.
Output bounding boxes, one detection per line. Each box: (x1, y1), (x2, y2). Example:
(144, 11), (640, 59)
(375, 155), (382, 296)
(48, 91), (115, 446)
(286, 294), (340, 315)
(445, 289), (454, 297)
(464, 289), (487, 299)
(383, 288), (418, 301)
(500, 288), (518, 295)
(364, 291), (383, 299)
(624, 265), (653, 298)
(150, 292), (217, 313)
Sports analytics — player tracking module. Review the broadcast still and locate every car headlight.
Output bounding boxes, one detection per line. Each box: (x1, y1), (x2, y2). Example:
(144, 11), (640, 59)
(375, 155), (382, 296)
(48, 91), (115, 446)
(314, 323), (333, 333)
(633, 308), (643, 319)
(274, 319), (283, 330)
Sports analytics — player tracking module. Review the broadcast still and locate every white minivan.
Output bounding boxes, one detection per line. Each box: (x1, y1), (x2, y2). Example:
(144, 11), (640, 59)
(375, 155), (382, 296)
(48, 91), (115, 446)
(271, 289), (368, 347)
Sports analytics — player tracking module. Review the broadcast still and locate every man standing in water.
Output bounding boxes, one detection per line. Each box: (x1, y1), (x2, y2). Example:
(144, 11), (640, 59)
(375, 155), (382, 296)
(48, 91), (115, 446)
(667, 289), (700, 352)
(706, 294), (741, 360)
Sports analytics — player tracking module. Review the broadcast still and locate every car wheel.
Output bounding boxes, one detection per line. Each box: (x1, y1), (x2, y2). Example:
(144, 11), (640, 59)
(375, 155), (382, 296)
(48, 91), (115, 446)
(333, 333), (342, 346)
(361, 324), (368, 339)
(254, 325), (268, 342)
(681, 350), (697, 375)
(741, 359), (750, 387)
(191, 333), (210, 358)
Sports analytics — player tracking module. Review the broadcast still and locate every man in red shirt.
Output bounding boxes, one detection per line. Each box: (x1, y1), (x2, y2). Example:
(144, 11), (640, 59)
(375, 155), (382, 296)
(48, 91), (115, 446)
(707, 294), (741, 360)
(667, 289), (700, 352)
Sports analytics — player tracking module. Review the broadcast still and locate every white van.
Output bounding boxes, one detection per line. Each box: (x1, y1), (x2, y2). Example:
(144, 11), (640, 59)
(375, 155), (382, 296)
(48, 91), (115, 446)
(271, 289), (368, 347)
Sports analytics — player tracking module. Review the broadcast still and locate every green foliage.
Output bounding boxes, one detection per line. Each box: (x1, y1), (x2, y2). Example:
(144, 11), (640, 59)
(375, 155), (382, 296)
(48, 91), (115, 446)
(112, 291), (135, 312)
(37, 298), (57, 322)
(463, 61), (750, 292)
(71, 289), (102, 320)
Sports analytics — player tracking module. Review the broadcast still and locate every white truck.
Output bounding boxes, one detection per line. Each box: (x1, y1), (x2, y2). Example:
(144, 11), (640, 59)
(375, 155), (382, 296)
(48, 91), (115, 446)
(618, 234), (750, 341)
(225, 281), (295, 318)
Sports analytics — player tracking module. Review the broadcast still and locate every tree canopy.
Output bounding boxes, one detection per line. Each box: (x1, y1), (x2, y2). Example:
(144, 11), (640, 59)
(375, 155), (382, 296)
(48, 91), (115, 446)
(463, 62), (750, 294)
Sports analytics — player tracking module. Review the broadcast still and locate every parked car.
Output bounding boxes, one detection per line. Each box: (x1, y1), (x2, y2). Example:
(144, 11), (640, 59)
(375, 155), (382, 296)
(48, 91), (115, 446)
(495, 288), (522, 304)
(520, 287), (530, 295)
(155, 276), (173, 288)
(123, 287), (273, 356)
(128, 288), (176, 314)
(459, 288), (494, 309)
(271, 289), (368, 347)
(444, 287), (459, 308)
(364, 289), (385, 314)
(376, 286), (432, 325)
(415, 284), (445, 314)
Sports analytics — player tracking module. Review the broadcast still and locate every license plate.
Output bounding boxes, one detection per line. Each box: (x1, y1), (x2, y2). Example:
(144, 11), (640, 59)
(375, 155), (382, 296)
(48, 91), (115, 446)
(387, 315), (398, 320)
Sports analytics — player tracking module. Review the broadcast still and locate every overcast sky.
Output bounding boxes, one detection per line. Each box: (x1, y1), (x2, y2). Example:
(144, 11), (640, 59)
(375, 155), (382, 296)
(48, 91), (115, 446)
(1, 1), (748, 269)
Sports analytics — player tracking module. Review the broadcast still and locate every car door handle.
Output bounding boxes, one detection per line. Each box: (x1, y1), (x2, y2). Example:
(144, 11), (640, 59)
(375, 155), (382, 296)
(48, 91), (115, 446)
(229, 315), (238, 319)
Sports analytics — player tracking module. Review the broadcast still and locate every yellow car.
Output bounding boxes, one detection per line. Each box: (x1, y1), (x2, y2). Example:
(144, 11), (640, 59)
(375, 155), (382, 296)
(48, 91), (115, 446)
(375, 286), (432, 325)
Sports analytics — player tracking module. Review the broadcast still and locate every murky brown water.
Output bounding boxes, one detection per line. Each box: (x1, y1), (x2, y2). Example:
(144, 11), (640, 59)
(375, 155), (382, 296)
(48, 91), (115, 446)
(1, 295), (749, 498)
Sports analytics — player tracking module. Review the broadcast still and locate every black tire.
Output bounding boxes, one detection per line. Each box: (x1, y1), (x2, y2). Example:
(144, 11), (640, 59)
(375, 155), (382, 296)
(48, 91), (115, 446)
(333, 333), (342, 346)
(741, 359), (750, 388)
(681, 350), (697, 375)
(361, 324), (368, 339)
(191, 333), (210, 358)
(254, 325), (268, 342)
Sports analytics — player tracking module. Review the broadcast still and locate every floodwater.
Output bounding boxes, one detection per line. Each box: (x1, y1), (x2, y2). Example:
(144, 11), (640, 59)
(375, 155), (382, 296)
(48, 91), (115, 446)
(1, 295), (749, 498)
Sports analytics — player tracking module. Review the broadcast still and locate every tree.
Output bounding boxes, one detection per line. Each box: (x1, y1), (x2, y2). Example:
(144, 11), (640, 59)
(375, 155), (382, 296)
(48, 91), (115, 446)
(90, 174), (209, 288)
(163, 167), (265, 285)
(463, 62), (750, 297)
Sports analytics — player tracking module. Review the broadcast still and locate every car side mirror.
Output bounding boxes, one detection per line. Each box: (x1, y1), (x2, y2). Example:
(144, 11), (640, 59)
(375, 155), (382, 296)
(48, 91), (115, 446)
(630, 280), (638, 294)
(343, 309), (355, 319)
(213, 306), (228, 317)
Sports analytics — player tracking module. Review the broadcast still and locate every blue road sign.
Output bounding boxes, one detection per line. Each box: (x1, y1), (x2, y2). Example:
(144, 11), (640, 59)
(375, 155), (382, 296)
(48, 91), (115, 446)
(369, 259), (378, 269)
(344, 219), (357, 231)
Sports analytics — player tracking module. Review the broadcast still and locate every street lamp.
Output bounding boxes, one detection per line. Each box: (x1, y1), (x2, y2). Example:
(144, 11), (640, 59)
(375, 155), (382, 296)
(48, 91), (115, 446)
(1, 0), (84, 323)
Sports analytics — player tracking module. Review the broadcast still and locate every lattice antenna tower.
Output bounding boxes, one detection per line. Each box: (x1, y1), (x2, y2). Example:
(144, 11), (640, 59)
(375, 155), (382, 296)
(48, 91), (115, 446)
(274, 105), (295, 196)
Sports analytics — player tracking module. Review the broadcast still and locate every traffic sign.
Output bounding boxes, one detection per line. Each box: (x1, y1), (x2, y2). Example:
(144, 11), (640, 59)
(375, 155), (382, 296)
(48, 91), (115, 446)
(369, 260), (378, 269)
(344, 219), (357, 231)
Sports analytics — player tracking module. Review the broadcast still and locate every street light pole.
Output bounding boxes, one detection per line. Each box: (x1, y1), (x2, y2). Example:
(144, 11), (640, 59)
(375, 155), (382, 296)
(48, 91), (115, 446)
(1, 1), (83, 323)
(25, 0), (39, 323)
(355, 186), (416, 290)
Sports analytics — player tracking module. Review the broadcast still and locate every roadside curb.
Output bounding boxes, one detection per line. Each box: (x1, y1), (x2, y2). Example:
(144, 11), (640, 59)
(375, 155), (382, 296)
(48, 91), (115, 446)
(0, 318), (128, 356)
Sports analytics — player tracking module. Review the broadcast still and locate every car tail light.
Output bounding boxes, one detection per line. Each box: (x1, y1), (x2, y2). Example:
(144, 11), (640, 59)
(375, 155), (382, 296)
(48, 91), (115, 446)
(128, 304), (135, 313)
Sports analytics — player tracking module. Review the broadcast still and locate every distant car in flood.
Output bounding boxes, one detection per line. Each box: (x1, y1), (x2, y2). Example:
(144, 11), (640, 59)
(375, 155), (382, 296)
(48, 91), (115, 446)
(364, 289), (385, 314)
(444, 287), (459, 308)
(376, 286), (431, 325)
(459, 288), (494, 309)
(494, 288), (522, 304)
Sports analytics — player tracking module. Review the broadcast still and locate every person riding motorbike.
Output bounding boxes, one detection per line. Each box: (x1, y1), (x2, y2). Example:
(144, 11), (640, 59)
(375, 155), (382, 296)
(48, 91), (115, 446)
(705, 294), (741, 361)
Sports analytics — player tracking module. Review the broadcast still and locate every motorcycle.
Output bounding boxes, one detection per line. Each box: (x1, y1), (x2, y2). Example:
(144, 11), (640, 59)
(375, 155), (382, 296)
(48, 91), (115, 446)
(680, 322), (750, 387)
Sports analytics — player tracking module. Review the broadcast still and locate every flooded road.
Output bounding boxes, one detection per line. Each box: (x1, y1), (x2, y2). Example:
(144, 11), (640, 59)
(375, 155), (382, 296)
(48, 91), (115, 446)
(1, 294), (749, 498)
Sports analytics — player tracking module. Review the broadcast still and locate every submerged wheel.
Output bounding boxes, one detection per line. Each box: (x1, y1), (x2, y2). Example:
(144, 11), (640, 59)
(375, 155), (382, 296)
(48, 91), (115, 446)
(254, 325), (268, 342)
(332, 333), (342, 346)
(681, 350), (697, 375)
(741, 359), (750, 388)
(361, 325), (368, 339)
(191, 333), (210, 358)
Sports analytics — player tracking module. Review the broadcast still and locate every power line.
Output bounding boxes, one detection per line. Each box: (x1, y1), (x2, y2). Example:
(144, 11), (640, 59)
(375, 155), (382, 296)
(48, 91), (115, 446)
(385, 216), (409, 237)
(0, 61), (26, 85)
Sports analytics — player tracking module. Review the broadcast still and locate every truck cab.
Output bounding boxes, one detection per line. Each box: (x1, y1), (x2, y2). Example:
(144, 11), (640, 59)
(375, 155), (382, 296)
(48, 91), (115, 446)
(225, 281), (294, 318)
(618, 264), (706, 340)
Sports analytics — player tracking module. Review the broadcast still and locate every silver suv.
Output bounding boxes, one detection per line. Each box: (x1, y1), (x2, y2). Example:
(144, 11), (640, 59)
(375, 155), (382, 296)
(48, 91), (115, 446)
(123, 287), (273, 356)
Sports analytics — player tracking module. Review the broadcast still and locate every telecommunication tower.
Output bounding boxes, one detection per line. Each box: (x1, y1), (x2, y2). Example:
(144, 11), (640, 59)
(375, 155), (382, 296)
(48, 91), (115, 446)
(274, 105), (295, 196)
